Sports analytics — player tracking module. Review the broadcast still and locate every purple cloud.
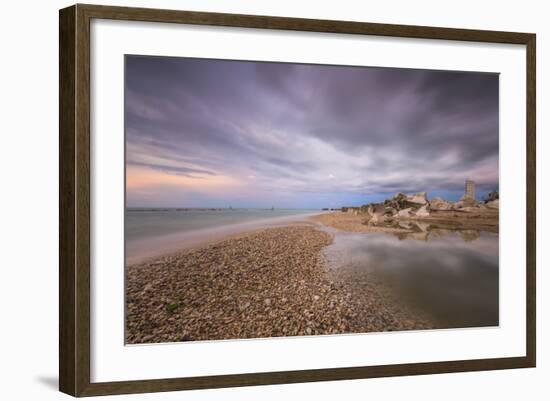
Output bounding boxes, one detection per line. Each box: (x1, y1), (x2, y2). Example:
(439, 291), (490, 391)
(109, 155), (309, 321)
(125, 55), (499, 208)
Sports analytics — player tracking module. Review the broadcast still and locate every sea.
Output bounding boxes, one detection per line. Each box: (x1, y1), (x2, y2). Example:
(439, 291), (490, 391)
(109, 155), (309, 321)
(323, 229), (499, 328)
(126, 208), (322, 264)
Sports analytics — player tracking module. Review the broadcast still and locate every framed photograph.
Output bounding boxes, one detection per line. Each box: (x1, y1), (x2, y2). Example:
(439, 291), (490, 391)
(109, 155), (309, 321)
(59, 4), (536, 397)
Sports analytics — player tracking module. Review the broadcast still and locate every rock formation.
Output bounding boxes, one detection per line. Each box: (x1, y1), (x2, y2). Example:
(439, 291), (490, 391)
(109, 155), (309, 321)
(429, 197), (453, 211)
(341, 189), (498, 227)
(397, 208), (412, 217)
(406, 192), (428, 205)
(415, 204), (431, 217)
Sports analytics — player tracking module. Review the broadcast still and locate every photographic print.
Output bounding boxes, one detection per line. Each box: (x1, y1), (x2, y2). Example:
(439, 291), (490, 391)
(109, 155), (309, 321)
(124, 55), (499, 344)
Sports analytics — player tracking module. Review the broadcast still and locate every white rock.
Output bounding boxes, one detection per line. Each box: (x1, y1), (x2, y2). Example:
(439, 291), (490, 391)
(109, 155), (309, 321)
(367, 205), (374, 216)
(397, 208), (412, 217)
(406, 192), (428, 205)
(415, 204), (430, 217)
(369, 213), (385, 225)
(429, 197), (453, 211)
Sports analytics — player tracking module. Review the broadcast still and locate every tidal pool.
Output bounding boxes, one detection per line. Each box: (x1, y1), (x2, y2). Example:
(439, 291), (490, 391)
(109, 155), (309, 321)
(323, 228), (499, 329)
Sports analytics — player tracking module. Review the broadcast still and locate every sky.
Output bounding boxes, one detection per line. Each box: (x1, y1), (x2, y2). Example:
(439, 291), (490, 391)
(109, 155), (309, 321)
(125, 55), (499, 209)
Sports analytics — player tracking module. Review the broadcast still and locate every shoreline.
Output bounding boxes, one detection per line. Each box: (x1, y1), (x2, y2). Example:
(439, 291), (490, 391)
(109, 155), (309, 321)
(127, 205), (499, 265)
(126, 212), (324, 265)
(311, 210), (498, 236)
(126, 220), (433, 344)
(126, 211), (498, 343)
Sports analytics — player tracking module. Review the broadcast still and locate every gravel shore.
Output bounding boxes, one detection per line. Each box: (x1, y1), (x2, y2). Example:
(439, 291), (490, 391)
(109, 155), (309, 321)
(126, 225), (431, 344)
(311, 210), (498, 235)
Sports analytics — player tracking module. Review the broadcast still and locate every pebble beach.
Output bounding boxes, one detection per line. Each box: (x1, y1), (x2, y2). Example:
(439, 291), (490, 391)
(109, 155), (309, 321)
(126, 223), (432, 344)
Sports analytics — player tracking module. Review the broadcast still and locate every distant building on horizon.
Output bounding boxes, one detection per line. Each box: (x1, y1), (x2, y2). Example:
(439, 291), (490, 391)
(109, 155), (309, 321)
(465, 179), (476, 200)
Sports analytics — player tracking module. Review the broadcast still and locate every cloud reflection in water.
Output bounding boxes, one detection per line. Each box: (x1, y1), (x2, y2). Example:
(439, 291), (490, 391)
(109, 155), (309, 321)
(324, 230), (499, 329)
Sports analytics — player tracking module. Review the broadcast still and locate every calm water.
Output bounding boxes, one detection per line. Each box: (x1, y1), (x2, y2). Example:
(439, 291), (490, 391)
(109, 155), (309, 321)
(126, 208), (321, 263)
(324, 228), (499, 328)
(126, 208), (320, 240)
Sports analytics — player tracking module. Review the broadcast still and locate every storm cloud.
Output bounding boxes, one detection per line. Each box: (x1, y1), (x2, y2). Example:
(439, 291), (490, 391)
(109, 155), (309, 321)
(125, 55), (499, 208)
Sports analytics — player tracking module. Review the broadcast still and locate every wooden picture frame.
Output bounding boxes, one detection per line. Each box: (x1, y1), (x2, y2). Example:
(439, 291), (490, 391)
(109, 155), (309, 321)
(59, 3), (536, 397)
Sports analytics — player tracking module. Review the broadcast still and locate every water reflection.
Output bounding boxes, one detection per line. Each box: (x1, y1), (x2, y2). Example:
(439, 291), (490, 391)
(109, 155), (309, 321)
(324, 228), (499, 329)
(387, 220), (487, 242)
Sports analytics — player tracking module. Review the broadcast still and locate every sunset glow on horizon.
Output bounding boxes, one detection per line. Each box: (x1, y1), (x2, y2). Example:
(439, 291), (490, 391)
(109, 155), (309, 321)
(125, 56), (499, 208)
